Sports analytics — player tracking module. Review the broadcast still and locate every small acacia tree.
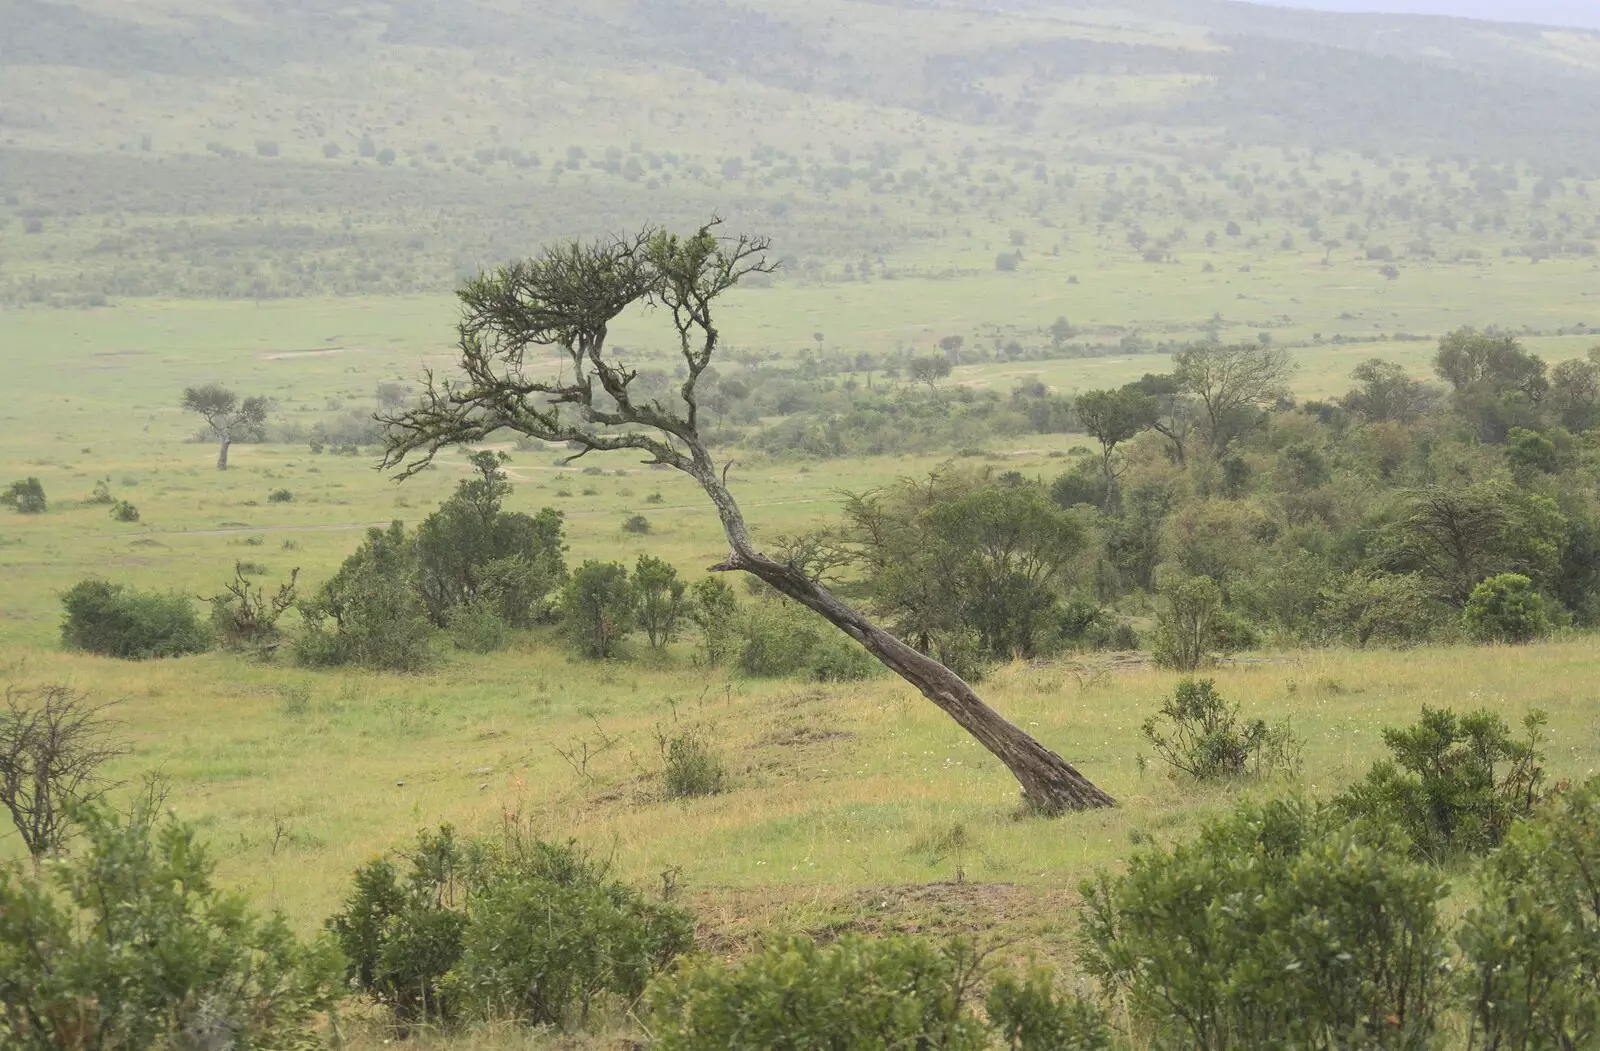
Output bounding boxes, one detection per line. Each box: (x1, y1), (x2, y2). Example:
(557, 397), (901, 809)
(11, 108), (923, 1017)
(0, 685), (124, 861)
(380, 223), (1113, 812)
(181, 383), (270, 470)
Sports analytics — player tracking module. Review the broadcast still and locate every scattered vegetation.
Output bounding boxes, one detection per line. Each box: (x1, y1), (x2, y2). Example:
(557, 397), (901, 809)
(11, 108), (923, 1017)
(1140, 677), (1302, 781)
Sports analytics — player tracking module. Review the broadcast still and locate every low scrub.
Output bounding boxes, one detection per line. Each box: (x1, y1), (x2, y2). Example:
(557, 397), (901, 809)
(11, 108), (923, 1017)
(1141, 677), (1301, 781)
(660, 726), (731, 799)
(60, 578), (212, 659)
(0, 793), (342, 1050)
(1337, 705), (1547, 862)
(327, 824), (692, 1032)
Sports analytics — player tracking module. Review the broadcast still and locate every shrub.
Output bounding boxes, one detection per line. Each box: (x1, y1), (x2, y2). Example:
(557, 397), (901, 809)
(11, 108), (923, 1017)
(1151, 574), (1225, 670)
(1318, 569), (1436, 648)
(807, 634), (877, 682)
(60, 579), (212, 659)
(660, 727), (730, 798)
(1337, 706), (1548, 862)
(1, 477), (46, 514)
(0, 685), (124, 860)
(1462, 572), (1549, 644)
(1458, 775), (1600, 1049)
(90, 477), (114, 505)
(109, 500), (140, 523)
(1141, 677), (1301, 781)
(445, 600), (511, 653)
(294, 521), (433, 671)
(986, 968), (1113, 1051)
(634, 554), (685, 649)
(331, 825), (694, 1030)
(687, 576), (740, 667)
(1081, 797), (1450, 1051)
(649, 935), (991, 1050)
(622, 512), (651, 534)
(0, 792), (342, 1051)
(562, 560), (634, 658)
(267, 488), (294, 503)
(208, 563), (298, 654)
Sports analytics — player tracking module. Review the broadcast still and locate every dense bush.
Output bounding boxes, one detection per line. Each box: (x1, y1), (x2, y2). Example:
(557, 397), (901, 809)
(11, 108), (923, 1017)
(60, 578), (212, 659)
(109, 500), (140, 522)
(0, 794), (342, 1051)
(1, 477), (46, 514)
(328, 825), (692, 1031)
(294, 522), (433, 671)
(1141, 677), (1301, 781)
(650, 934), (1108, 1051)
(660, 727), (731, 798)
(1458, 775), (1600, 1049)
(208, 563), (299, 654)
(634, 554), (685, 649)
(1461, 572), (1549, 644)
(687, 576), (740, 666)
(1337, 705), (1547, 863)
(562, 560), (635, 658)
(444, 600), (510, 653)
(1081, 797), (1450, 1051)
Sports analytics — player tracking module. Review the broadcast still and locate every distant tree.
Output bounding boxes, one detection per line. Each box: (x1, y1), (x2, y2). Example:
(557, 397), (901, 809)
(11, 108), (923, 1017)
(181, 384), (269, 470)
(1391, 481), (1565, 607)
(1048, 317), (1074, 351)
(1343, 359), (1437, 424)
(908, 355), (953, 390)
(1124, 374), (1198, 466)
(938, 334), (965, 360)
(1, 477), (46, 514)
(0, 685), (124, 861)
(379, 225), (1113, 812)
(377, 381), (410, 410)
(1171, 343), (1296, 456)
(1433, 330), (1548, 401)
(1074, 388), (1158, 507)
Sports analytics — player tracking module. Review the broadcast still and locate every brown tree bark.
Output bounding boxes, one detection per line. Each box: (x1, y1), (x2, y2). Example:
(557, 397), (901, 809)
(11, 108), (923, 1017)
(692, 452), (1114, 814)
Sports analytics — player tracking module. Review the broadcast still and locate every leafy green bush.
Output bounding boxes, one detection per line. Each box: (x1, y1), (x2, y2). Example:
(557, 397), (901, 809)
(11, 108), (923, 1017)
(1081, 797), (1449, 1051)
(109, 500), (139, 523)
(737, 596), (825, 676)
(562, 560), (634, 658)
(1151, 574), (1227, 670)
(60, 579), (212, 659)
(445, 600), (511, 653)
(1, 477), (46, 514)
(660, 727), (731, 798)
(328, 825), (692, 1032)
(0, 793), (342, 1051)
(807, 634), (877, 682)
(294, 521), (433, 671)
(1458, 775), (1600, 1050)
(687, 576), (740, 667)
(623, 512), (651, 534)
(1141, 677), (1301, 781)
(268, 488), (295, 503)
(648, 935), (991, 1050)
(1318, 569), (1437, 648)
(1462, 572), (1550, 644)
(634, 554), (685, 649)
(1337, 706), (1547, 862)
(986, 968), (1112, 1051)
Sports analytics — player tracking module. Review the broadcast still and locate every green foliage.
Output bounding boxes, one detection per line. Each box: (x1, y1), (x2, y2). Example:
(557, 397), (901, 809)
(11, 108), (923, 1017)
(687, 576), (740, 667)
(329, 825), (693, 1031)
(1458, 776), (1600, 1051)
(1462, 573), (1549, 644)
(737, 596), (825, 677)
(806, 633), (878, 682)
(208, 564), (299, 654)
(1, 477), (46, 514)
(660, 726), (731, 798)
(1151, 574), (1226, 670)
(60, 578), (212, 659)
(444, 600), (511, 653)
(623, 512), (652, 534)
(634, 553), (685, 649)
(268, 488), (295, 503)
(413, 452), (565, 628)
(986, 968), (1112, 1051)
(0, 793), (342, 1051)
(294, 521), (432, 670)
(648, 934), (991, 1051)
(1141, 677), (1301, 781)
(562, 560), (634, 658)
(1337, 706), (1548, 863)
(109, 499), (139, 522)
(1081, 797), (1449, 1051)
(1318, 569), (1437, 648)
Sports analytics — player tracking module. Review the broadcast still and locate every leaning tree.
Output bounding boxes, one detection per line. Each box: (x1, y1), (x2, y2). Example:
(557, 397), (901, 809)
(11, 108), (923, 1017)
(379, 224), (1114, 813)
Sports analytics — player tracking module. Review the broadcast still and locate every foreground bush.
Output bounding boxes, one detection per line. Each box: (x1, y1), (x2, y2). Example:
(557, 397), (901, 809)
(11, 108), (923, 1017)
(1337, 705), (1547, 862)
(1081, 797), (1450, 1050)
(649, 934), (1108, 1051)
(328, 824), (692, 1031)
(0, 795), (342, 1050)
(60, 578), (212, 659)
(1458, 775), (1600, 1050)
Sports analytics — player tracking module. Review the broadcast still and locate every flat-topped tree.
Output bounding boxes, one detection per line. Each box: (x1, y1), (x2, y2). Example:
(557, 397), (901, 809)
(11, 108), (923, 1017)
(181, 384), (270, 470)
(379, 223), (1114, 814)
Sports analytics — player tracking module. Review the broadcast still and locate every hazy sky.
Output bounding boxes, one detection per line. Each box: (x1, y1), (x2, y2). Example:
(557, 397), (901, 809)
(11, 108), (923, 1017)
(1240, 0), (1600, 29)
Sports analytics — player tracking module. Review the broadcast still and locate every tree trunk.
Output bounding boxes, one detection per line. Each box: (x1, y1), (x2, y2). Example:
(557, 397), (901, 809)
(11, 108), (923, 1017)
(216, 437), (231, 470)
(691, 455), (1113, 814)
